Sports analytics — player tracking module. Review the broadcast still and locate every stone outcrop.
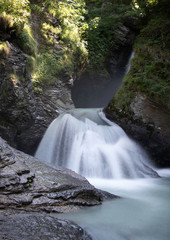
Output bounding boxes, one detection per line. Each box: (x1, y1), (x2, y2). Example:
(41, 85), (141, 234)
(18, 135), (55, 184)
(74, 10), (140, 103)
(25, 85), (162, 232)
(0, 41), (74, 154)
(0, 137), (117, 213)
(72, 24), (136, 108)
(106, 25), (135, 74)
(16, 79), (74, 155)
(105, 94), (170, 167)
(0, 41), (36, 148)
(0, 212), (92, 240)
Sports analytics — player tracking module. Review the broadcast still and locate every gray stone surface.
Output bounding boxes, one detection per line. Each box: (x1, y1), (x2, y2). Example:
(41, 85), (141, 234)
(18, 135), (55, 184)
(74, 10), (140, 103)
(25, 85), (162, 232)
(16, 80), (74, 155)
(0, 42), (36, 148)
(105, 94), (170, 167)
(0, 212), (92, 240)
(0, 137), (117, 213)
(0, 41), (74, 154)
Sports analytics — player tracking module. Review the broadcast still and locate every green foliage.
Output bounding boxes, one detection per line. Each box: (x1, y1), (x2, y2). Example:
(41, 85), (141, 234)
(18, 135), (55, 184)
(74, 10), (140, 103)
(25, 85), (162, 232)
(30, 4), (43, 14)
(17, 26), (37, 56)
(26, 56), (36, 72)
(0, 12), (13, 32)
(32, 53), (61, 87)
(1, 0), (169, 110)
(114, 12), (170, 110)
(85, 1), (136, 72)
(0, 0), (30, 25)
(0, 12), (24, 39)
(138, 17), (170, 50)
(41, 0), (88, 76)
(129, 51), (170, 107)
(0, 41), (10, 58)
(0, 1), (36, 57)
(41, 22), (61, 45)
(113, 82), (135, 112)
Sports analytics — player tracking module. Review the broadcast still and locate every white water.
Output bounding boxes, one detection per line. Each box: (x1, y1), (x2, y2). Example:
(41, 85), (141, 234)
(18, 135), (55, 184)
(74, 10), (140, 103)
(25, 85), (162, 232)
(57, 175), (170, 240)
(35, 108), (170, 240)
(35, 108), (157, 179)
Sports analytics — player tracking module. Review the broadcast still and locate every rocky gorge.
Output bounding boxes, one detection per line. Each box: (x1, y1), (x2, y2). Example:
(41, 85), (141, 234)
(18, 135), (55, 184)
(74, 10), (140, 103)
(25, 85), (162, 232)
(105, 93), (170, 168)
(0, 136), (116, 239)
(0, 0), (170, 239)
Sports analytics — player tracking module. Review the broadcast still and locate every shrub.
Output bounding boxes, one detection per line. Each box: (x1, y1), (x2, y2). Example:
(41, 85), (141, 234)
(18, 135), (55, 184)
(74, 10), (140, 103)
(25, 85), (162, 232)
(32, 53), (61, 87)
(26, 56), (36, 72)
(0, 12), (13, 32)
(0, 0), (30, 25)
(17, 26), (37, 56)
(0, 41), (10, 58)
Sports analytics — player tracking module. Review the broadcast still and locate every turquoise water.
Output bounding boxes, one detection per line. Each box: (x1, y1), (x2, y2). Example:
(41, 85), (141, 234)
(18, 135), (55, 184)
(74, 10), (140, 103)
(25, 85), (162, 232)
(35, 108), (170, 240)
(57, 173), (170, 240)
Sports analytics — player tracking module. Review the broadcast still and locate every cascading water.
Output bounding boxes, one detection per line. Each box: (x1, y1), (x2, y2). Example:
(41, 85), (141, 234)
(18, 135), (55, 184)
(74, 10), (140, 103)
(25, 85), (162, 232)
(35, 108), (157, 179)
(34, 47), (170, 240)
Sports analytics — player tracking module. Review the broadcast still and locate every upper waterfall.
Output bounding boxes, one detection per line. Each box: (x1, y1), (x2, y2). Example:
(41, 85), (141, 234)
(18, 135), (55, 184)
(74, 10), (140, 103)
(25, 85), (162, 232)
(35, 108), (158, 179)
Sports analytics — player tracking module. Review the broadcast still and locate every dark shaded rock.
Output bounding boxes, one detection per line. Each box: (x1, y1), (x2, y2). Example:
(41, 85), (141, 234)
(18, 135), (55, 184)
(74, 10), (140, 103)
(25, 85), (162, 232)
(106, 25), (135, 72)
(0, 41), (74, 154)
(0, 137), (118, 213)
(0, 41), (36, 147)
(0, 211), (92, 240)
(16, 81), (74, 155)
(105, 94), (170, 167)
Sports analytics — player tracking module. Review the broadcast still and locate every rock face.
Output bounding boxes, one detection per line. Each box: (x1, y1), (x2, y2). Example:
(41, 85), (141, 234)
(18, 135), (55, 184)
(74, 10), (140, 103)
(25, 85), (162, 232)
(0, 137), (117, 213)
(107, 25), (135, 73)
(0, 41), (74, 154)
(0, 212), (92, 240)
(105, 94), (170, 167)
(0, 41), (36, 147)
(16, 79), (74, 155)
(72, 25), (135, 108)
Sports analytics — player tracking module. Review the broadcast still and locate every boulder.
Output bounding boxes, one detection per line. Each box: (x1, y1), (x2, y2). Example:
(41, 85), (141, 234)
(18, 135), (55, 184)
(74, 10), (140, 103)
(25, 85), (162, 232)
(0, 212), (92, 240)
(0, 137), (117, 213)
(105, 94), (170, 167)
(0, 42), (36, 147)
(0, 41), (74, 154)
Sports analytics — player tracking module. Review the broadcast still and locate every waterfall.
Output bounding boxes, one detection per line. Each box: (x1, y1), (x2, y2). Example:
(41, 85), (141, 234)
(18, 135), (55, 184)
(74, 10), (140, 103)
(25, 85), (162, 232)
(35, 108), (157, 179)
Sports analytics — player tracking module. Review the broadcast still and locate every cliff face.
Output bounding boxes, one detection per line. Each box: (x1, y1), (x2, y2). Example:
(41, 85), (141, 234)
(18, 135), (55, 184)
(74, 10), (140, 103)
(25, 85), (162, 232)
(0, 42), (36, 146)
(0, 0), (138, 153)
(105, 94), (170, 167)
(0, 0), (169, 168)
(0, 137), (116, 212)
(105, 7), (170, 167)
(0, 40), (74, 153)
(0, 0), (77, 153)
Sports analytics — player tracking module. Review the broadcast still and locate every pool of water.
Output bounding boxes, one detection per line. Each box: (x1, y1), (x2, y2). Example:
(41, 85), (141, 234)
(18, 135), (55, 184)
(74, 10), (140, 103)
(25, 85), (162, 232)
(56, 170), (170, 240)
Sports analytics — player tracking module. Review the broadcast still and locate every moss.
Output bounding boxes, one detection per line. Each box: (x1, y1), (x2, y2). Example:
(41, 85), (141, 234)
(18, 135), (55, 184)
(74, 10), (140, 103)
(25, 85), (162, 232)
(0, 41), (10, 58)
(0, 12), (13, 32)
(17, 26), (37, 56)
(26, 56), (36, 73)
(30, 4), (43, 14)
(112, 14), (170, 111)
(32, 53), (60, 87)
(85, 2), (137, 72)
(33, 86), (43, 95)
(41, 22), (61, 45)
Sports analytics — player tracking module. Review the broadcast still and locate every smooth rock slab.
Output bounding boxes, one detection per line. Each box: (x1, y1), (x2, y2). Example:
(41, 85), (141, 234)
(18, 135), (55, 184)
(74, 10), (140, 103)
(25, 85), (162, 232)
(0, 137), (117, 213)
(0, 212), (92, 240)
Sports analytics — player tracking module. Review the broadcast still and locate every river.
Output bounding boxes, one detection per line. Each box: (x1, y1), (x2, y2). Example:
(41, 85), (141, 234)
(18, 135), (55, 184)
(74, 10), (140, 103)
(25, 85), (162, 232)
(35, 49), (170, 239)
(57, 175), (170, 240)
(35, 108), (170, 240)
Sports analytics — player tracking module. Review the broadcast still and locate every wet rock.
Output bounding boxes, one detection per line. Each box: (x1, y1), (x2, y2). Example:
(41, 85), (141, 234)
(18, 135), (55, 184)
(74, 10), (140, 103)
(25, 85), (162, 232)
(0, 212), (92, 240)
(0, 42), (36, 147)
(105, 94), (170, 167)
(16, 81), (74, 155)
(0, 137), (117, 213)
(0, 40), (74, 154)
